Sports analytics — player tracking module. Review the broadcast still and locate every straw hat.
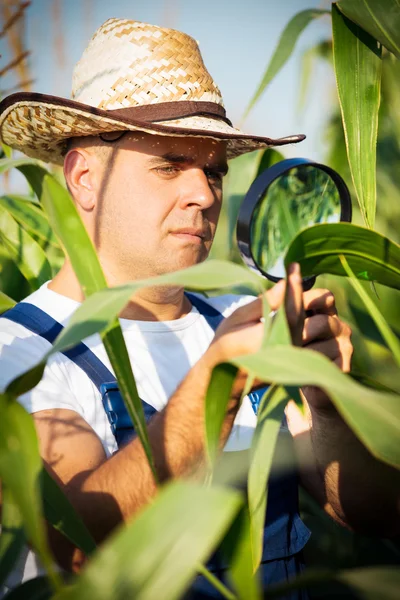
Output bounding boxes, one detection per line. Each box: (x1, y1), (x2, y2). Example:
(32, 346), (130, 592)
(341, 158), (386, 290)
(0, 18), (305, 165)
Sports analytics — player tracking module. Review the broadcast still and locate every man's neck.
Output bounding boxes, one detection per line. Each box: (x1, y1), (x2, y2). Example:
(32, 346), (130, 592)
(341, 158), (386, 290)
(48, 262), (192, 322)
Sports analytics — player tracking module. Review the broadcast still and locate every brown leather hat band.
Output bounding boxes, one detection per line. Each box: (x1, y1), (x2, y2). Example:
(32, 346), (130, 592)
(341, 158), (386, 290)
(108, 101), (232, 126)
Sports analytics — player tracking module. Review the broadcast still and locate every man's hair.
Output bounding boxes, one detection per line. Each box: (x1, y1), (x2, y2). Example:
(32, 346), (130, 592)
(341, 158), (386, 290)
(64, 132), (129, 162)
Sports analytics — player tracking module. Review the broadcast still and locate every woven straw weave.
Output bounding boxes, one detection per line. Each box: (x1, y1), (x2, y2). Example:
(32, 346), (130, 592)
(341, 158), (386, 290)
(0, 18), (304, 165)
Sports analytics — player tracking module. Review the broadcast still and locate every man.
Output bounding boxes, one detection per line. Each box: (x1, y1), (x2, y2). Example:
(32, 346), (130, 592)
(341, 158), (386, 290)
(0, 17), (398, 598)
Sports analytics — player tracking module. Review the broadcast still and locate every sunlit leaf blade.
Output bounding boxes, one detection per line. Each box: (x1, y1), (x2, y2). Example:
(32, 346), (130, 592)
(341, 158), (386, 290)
(6, 261), (264, 398)
(339, 255), (400, 367)
(0, 204), (52, 289)
(243, 9), (329, 120)
(54, 482), (242, 600)
(40, 174), (156, 478)
(40, 469), (96, 556)
(0, 486), (25, 588)
(0, 291), (16, 314)
(332, 3), (382, 228)
(46, 260), (264, 355)
(221, 507), (262, 600)
(2, 576), (52, 600)
(0, 195), (59, 247)
(1, 142), (12, 159)
(40, 175), (106, 296)
(205, 363), (238, 468)
(248, 386), (288, 570)
(337, 0), (400, 58)
(232, 346), (400, 469)
(0, 393), (62, 590)
(0, 157), (43, 176)
(284, 223), (400, 290)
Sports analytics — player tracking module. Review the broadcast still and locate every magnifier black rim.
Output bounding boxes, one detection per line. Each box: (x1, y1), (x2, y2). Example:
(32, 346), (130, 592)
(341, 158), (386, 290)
(236, 157), (352, 284)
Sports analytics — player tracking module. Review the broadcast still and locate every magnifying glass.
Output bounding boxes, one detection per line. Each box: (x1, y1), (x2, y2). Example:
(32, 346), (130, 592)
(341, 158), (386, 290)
(236, 158), (352, 291)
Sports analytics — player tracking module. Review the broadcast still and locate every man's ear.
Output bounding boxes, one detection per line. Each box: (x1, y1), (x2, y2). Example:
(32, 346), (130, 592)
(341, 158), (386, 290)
(64, 149), (95, 211)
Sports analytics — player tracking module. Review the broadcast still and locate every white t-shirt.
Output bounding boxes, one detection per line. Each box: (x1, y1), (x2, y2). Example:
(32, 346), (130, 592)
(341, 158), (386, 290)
(0, 283), (258, 592)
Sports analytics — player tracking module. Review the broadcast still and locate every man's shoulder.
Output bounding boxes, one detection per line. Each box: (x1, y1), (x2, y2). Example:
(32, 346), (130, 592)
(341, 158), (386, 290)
(196, 292), (256, 318)
(0, 282), (74, 390)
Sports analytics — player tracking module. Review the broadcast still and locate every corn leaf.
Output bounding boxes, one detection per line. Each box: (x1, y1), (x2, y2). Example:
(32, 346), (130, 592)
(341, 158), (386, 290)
(40, 174), (156, 478)
(0, 195), (59, 247)
(285, 222), (400, 289)
(0, 291), (16, 313)
(0, 204), (52, 289)
(339, 255), (400, 367)
(0, 486), (25, 588)
(1, 577), (52, 600)
(247, 385), (288, 570)
(221, 506), (262, 600)
(0, 393), (62, 590)
(243, 9), (329, 120)
(204, 362), (238, 469)
(54, 482), (242, 600)
(332, 4), (382, 228)
(265, 565), (400, 599)
(40, 469), (96, 556)
(232, 346), (400, 469)
(337, 0), (400, 58)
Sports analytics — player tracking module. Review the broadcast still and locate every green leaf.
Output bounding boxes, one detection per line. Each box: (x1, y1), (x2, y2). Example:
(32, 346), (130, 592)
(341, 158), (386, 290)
(54, 482), (242, 600)
(0, 291), (16, 313)
(0, 195), (59, 247)
(0, 204), (52, 290)
(243, 9), (329, 120)
(0, 486), (25, 588)
(0, 393), (62, 590)
(205, 363), (238, 468)
(43, 261), (264, 356)
(337, 0), (400, 58)
(231, 345), (400, 469)
(40, 173), (156, 479)
(248, 385), (289, 569)
(221, 506), (262, 600)
(40, 469), (96, 556)
(265, 565), (400, 599)
(339, 255), (400, 367)
(332, 3), (382, 228)
(3, 576), (52, 600)
(0, 157), (44, 176)
(1, 142), (12, 159)
(284, 222), (400, 290)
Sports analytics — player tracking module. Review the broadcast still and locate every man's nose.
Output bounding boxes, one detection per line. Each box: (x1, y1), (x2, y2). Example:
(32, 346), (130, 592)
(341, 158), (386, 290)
(179, 168), (216, 210)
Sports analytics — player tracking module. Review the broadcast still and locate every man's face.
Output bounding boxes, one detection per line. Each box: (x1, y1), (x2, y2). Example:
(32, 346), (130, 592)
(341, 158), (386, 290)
(92, 133), (227, 281)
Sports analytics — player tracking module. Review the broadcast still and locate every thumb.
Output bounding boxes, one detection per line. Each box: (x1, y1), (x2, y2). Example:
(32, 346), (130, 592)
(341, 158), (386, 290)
(265, 278), (286, 312)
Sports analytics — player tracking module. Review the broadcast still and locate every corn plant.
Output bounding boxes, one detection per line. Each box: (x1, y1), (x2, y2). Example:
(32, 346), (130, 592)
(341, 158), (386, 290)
(1, 2), (400, 599)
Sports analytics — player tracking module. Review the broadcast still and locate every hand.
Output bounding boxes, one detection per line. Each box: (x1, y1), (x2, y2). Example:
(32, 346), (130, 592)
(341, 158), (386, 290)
(300, 282), (353, 411)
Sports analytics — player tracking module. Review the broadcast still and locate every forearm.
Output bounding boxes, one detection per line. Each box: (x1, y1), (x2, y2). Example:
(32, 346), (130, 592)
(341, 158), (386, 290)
(298, 399), (400, 537)
(71, 352), (238, 541)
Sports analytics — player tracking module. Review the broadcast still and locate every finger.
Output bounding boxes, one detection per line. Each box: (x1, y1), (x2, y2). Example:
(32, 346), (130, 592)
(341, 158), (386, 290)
(227, 279), (286, 326)
(303, 288), (337, 316)
(286, 263), (305, 346)
(302, 314), (343, 345)
(304, 338), (341, 361)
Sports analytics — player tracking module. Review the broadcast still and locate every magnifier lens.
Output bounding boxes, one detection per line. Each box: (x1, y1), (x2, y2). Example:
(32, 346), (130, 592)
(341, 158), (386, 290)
(249, 165), (341, 280)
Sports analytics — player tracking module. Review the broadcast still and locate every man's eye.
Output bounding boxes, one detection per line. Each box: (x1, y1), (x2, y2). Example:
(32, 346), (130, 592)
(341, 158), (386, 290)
(155, 166), (180, 176)
(205, 170), (223, 183)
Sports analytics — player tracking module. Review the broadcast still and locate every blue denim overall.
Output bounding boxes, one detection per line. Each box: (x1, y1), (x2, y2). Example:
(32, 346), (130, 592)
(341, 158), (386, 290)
(3, 294), (310, 598)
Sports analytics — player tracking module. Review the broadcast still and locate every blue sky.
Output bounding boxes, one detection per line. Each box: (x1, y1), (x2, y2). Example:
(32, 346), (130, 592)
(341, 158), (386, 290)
(1, 0), (337, 186)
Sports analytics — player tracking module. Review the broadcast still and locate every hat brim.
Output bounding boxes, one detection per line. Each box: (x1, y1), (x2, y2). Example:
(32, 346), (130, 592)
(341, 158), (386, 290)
(0, 92), (305, 165)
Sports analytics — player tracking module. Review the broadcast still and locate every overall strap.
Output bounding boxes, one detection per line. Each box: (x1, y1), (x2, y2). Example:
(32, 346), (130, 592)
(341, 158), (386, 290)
(3, 303), (116, 390)
(185, 293), (267, 415)
(185, 292), (225, 332)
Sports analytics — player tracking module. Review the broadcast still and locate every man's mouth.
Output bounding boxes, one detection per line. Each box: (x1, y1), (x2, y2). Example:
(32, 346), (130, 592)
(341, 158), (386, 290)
(170, 228), (207, 242)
